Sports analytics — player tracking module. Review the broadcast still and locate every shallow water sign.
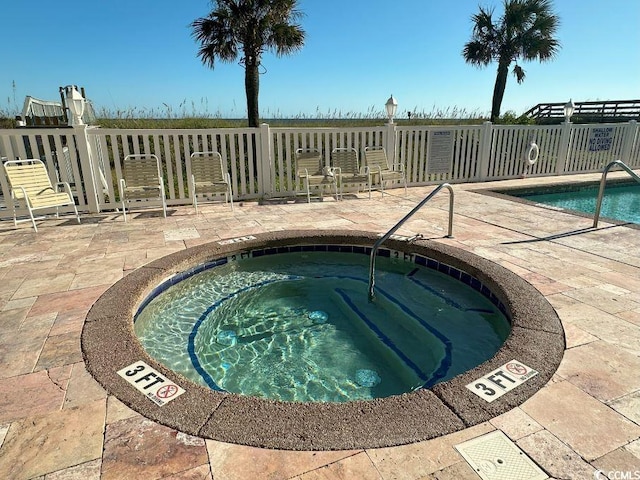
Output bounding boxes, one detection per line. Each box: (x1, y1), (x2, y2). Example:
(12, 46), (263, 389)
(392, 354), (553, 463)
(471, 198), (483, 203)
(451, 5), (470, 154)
(117, 361), (185, 406)
(466, 360), (538, 403)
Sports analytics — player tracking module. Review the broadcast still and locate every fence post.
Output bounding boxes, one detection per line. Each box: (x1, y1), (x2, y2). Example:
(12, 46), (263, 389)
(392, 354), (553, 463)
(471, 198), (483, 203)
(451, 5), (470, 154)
(385, 122), (397, 164)
(620, 120), (638, 165)
(555, 121), (572, 175)
(259, 123), (272, 198)
(478, 121), (492, 181)
(73, 125), (100, 213)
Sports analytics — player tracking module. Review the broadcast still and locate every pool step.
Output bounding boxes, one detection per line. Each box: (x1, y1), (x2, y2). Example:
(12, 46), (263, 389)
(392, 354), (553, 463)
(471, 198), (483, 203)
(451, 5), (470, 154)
(332, 287), (450, 387)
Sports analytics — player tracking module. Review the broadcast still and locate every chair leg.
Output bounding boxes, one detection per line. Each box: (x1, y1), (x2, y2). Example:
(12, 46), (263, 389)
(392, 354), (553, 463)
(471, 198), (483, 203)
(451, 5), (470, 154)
(122, 200), (127, 222)
(27, 204), (38, 232)
(161, 185), (167, 218)
(228, 186), (234, 211)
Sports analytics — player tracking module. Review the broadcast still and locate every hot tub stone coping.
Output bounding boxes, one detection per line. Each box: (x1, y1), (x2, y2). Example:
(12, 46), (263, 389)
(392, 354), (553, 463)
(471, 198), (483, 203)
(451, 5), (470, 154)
(81, 229), (564, 451)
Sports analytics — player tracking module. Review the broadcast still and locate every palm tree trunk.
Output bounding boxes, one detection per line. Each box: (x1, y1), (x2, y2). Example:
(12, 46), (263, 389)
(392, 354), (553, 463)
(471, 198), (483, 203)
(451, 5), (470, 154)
(245, 62), (260, 128)
(490, 59), (510, 122)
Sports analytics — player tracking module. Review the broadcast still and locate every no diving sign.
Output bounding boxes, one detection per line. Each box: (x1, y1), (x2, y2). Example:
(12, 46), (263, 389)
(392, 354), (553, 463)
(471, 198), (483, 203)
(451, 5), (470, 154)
(466, 360), (538, 403)
(117, 361), (185, 406)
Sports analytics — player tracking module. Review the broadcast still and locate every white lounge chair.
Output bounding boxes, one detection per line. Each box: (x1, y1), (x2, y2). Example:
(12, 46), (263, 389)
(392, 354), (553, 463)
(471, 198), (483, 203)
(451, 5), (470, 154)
(188, 151), (233, 213)
(364, 146), (407, 197)
(295, 148), (337, 202)
(3, 159), (80, 232)
(331, 148), (371, 200)
(118, 154), (167, 221)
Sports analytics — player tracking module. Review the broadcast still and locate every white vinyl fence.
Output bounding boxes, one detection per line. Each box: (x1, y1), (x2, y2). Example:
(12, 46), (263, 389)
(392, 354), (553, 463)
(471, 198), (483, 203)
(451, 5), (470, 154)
(0, 120), (638, 215)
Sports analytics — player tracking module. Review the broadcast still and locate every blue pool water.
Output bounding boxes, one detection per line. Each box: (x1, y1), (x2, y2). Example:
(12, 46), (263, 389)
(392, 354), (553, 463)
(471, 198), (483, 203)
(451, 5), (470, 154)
(134, 249), (510, 403)
(513, 182), (640, 224)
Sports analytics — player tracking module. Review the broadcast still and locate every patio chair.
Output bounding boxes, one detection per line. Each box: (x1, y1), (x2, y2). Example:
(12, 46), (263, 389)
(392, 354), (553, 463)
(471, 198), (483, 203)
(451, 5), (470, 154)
(188, 152), (234, 213)
(364, 146), (407, 197)
(118, 154), (167, 222)
(295, 148), (338, 202)
(331, 148), (371, 200)
(3, 159), (80, 232)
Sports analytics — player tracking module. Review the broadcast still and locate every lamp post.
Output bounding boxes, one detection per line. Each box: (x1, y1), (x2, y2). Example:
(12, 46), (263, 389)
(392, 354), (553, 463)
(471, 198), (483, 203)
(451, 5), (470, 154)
(564, 99), (575, 123)
(65, 85), (85, 126)
(385, 95), (398, 124)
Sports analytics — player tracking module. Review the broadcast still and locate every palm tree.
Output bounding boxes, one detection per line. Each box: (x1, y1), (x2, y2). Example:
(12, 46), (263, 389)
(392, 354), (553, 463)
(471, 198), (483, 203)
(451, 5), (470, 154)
(191, 0), (305, 127)
(462, 0), (560, 122)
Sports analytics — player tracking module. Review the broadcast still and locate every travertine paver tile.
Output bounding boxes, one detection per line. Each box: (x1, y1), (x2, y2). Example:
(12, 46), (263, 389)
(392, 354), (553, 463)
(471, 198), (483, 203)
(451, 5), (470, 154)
(105, 395), (140, 424)
(45, 458), (102, 480)
(102, 417), (209, 480)
(0, 367), (71, 423)
(64, 362), (107, 409)
(12, 272), (76, 299)
(618, 308), (640, 327)
(563, 285), (640, 314)
(562, 322), (598, 349)
(0, 399), (105, 479)
(28, 284), (109, 317)
(69, 269), (123, 290)
(609, 391), (640, 425)
(49, 308), (89, 337)
(489, 407), (544, 441)
(294, 452), (383, 479)
(626, 440), (640, 460)
(516, 430), (597, 479)
(206, 439), (359, 480)
(160, 464), (212, 480)
(555, 340), (640, 402)
(555, 303), (640, 353)
(0, 334), (48, 378)
(521, 380), (640, 461)
(1, 296), (36, 312)
(35, 331), (83, 371)
(592, 447), (640, 476)
(431, 461), (484, 480)
(366, 422), (495, 479)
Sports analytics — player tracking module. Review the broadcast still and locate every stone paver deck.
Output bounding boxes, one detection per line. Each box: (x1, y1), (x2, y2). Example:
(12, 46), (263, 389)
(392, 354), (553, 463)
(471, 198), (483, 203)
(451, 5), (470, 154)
(0, 172), (639, 479)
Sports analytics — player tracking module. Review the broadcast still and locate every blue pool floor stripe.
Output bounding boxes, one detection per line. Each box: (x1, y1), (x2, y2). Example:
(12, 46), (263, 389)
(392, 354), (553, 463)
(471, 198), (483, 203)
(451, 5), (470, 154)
(188, 275), (301, 391)
(406, 268), (465, 311)
(334, 288), (429, 382)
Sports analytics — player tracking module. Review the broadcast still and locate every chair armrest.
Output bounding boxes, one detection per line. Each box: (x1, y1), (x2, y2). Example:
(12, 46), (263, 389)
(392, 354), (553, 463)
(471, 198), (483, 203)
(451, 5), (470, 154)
(119, 178), (126, 196)
(55, 181), (74, 197)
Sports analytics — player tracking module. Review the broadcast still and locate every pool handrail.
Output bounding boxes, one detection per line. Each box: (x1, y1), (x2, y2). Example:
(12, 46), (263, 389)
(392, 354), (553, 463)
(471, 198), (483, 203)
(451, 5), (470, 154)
(368, 183), (454, 301)
(593, 160), (640, 228)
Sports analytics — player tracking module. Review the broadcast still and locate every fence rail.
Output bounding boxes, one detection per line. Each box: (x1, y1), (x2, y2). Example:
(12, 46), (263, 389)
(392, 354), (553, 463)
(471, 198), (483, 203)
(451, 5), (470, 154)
(1, 120), (638, 215)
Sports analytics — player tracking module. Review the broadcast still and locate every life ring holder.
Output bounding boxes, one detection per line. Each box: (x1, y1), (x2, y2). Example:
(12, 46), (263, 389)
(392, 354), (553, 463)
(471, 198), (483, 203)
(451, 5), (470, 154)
(524, 141), (539, 166)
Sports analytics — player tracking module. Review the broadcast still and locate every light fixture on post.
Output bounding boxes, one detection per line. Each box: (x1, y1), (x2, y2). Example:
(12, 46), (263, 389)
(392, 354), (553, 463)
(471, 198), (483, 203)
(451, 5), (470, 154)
(65, 85), (85, 126)
(385, 94), (398, 124)
(564, 99), (575, 123)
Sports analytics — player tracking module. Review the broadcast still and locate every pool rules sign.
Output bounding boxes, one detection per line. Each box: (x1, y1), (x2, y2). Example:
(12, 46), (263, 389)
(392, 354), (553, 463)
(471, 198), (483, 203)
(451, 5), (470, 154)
(466, 360), (538, 403)
(118, 361), (185, 406)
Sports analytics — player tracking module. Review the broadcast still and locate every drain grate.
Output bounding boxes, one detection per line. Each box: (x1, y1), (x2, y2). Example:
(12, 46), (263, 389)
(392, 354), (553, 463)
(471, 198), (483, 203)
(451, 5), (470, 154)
(454, 430), (547, 480)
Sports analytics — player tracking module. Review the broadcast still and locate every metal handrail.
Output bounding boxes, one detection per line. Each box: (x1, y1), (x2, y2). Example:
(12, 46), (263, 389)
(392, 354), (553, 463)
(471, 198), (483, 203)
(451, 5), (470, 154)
(593, 160), (640, 228)
(368, 183), (454, 301)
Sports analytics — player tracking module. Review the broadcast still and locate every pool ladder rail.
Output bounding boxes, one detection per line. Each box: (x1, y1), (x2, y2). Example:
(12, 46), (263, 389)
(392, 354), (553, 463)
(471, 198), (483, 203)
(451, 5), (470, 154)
(593, 160), (640, 228)
(368, 183), (454, 301)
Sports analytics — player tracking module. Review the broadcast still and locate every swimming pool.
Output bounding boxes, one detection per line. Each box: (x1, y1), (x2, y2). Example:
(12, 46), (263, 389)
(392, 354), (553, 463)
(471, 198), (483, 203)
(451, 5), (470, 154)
(505, 181), (640, 224)
(134, 250), (510, 402)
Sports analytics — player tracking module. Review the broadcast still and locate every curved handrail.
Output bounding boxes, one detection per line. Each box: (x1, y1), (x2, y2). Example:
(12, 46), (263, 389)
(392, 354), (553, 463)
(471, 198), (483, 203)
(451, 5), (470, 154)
(593, 160), (640, 228)
(368, 183), (454, 301)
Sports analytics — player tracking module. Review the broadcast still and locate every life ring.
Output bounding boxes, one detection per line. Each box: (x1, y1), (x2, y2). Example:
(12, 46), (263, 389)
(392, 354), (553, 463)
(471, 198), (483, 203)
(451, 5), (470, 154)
(524, 142), (539, 166)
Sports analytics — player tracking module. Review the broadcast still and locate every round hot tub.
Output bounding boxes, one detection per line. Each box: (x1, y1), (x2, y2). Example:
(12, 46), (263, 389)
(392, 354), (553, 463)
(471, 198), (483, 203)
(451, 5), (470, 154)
(81, 230), (564, 450)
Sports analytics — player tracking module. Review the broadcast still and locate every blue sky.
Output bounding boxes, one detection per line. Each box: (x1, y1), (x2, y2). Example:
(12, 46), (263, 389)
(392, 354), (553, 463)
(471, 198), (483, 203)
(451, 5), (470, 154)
(2, 0), (639, 119)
